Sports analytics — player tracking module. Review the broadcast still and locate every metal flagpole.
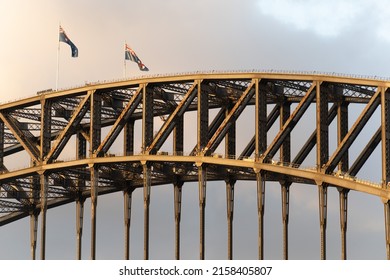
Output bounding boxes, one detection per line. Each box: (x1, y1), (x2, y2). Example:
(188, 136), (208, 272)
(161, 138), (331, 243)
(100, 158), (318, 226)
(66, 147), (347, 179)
(124, 41), (127, 79)
(56, 24), (61, 91)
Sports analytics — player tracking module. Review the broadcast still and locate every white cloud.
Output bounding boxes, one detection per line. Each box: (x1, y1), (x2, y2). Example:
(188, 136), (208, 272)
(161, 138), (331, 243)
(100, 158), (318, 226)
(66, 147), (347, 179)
(257, 0), (374, 37)
(373, 1), (390, 42)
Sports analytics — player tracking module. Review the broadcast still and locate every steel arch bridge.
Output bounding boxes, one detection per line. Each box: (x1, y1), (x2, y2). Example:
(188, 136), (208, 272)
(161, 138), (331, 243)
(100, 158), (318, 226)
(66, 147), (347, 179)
(1, 71), (390, 260)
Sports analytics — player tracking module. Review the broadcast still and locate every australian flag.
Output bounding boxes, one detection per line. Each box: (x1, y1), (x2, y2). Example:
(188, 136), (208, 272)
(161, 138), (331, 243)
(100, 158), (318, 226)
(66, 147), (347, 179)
(59, 26), (78, 58)
(125, 44), (149, 71)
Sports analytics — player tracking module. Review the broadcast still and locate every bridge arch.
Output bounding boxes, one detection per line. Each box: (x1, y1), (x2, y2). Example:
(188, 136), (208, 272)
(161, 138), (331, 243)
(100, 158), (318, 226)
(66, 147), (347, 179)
(0, 71), (390, 259)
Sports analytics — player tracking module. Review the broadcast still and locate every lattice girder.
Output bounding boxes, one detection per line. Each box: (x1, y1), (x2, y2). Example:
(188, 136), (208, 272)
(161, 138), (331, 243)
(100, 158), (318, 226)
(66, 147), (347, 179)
(1, 72), (390, 260)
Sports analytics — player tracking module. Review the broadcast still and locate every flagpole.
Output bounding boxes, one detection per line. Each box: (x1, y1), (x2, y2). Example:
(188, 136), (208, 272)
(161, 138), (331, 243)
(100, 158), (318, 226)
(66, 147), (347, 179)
(124, 56), (127, 79)
(56, 24), (61, 91)
(123, 41), (127, 79)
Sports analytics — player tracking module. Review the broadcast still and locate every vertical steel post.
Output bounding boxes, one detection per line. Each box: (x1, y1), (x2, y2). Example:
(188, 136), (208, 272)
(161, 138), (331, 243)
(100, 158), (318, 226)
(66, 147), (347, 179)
(339, 188), (348, 260)
(141, 83), (153, 259)
(279, 94), (290, 260)
(316, 81), (328, 260)
(143, 163), (151, 260)
(173, 113), (184, 260)
(124, 120), (135, 156)
(196, 80), (208, 259)
(318, 183), (327, 260)
(197, 80), (208, 155)
(77, 132), (87, 160)
(37, 98), (51, 260)
(124, 118), (135, 260)
(256, 171), (265, 260)
(337, 92), (349, 260)
(382, 87), (390, 190)
(173, 113), (184, 156)
(255, 79), (267, 259)
(384, 201), (390, 259)
(30, 210), (39, 260)
(40, 99), (52, 162)
(89, 90), (101, 260)
(90, 165), (98, 260)
(226, 178), (235, 260)
(255, 79), (267, 160)
(123, 186), (133, 260)
(0, 119), (3, 169)
(76, 198), (85, 260)
(39, 172), (48, 260)
(381, 87), (390, 259)
(123, 117), (135, 260)
(76, 132), (86, 259)
(29, 174), (40, 260)
(198, 164), (206, 260)
(225, 100), (236, 260)
(142, 84), (153, 154)
(90, 90), (101, 156)
(174, 180), (183, 260)
(29, 163), (40, 259)
(0, 119), (3, 212)
(281, 182), (289, 259)
(225, 100), (236, 159)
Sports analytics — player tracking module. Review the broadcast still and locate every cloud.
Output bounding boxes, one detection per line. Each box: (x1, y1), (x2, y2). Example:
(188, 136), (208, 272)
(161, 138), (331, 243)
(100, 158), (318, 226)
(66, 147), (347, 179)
(256, 0), (379, 38)
(374, 1), (390, 42)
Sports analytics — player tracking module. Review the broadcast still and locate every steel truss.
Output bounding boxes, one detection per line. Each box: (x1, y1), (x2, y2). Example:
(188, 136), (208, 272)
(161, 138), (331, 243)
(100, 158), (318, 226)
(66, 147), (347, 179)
(1, 72), (390, 260)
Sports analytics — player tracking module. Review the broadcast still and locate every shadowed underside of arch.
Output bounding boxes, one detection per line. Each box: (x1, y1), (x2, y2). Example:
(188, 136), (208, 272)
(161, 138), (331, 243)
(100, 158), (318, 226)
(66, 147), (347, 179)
(1, 71), (390, 260)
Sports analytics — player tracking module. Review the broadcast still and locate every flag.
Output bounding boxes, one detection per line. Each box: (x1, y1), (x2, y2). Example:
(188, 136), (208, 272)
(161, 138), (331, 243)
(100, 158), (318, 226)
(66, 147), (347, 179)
(59, 26), (78, 58)
(125, 44), (149, 71)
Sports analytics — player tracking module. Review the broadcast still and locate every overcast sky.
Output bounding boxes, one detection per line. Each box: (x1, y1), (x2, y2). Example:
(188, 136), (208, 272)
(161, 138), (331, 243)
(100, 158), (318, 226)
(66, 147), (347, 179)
(0, 0), (389, 260)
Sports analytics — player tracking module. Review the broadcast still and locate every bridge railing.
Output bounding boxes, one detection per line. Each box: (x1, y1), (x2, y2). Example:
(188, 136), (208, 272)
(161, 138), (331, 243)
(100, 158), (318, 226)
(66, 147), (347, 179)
(2, 70), (390, 105)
